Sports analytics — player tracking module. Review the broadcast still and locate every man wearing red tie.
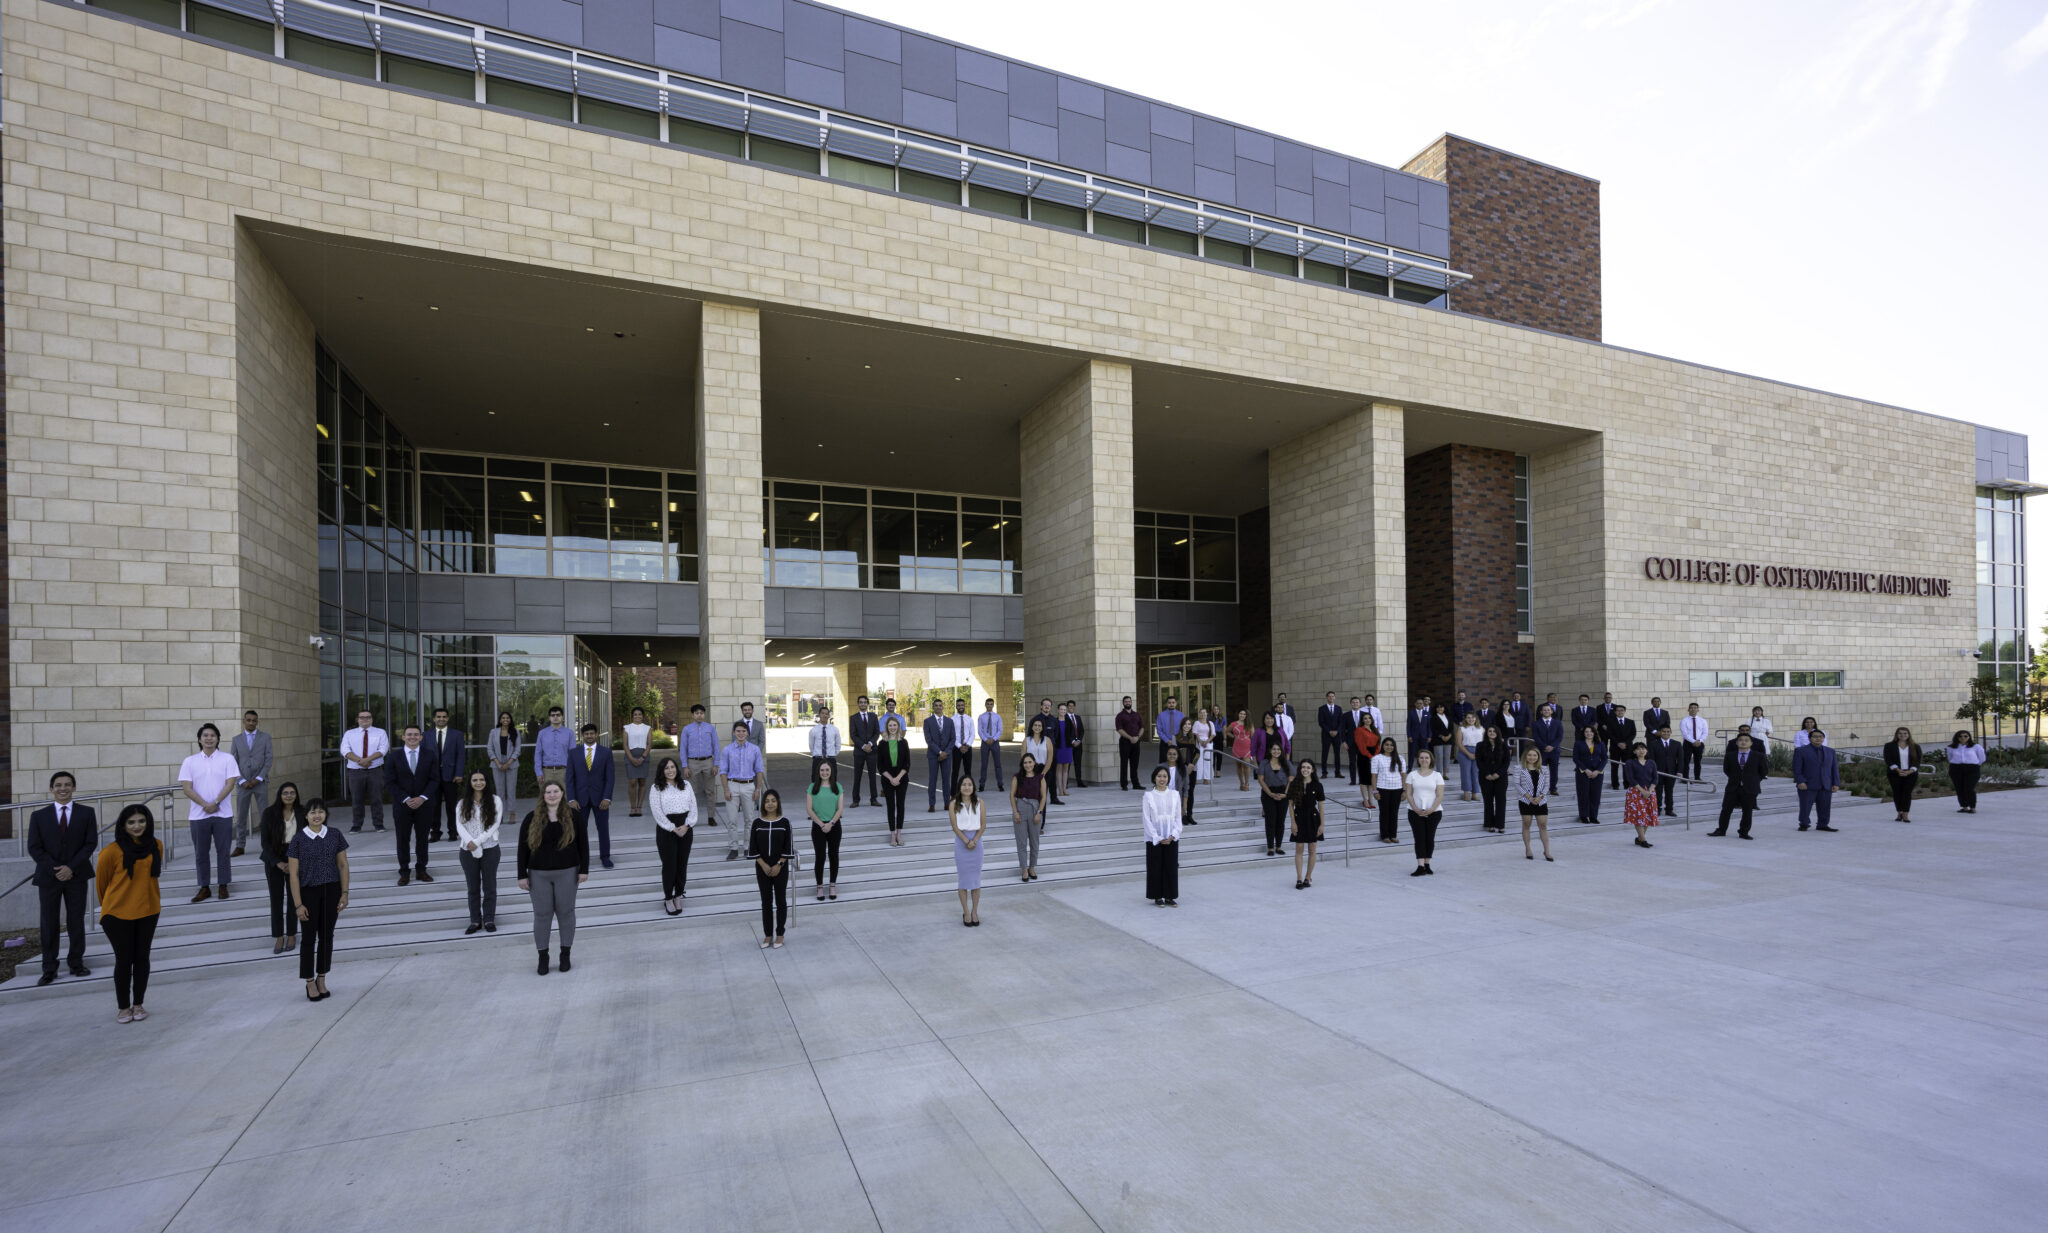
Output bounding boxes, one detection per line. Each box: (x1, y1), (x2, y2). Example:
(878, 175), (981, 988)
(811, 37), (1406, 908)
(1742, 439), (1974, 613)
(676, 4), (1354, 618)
(28, 772), (97, 985)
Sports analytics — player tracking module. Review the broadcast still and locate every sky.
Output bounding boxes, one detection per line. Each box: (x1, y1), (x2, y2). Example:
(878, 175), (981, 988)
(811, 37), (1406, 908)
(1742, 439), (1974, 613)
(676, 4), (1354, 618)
(844, 0), (2048, 651)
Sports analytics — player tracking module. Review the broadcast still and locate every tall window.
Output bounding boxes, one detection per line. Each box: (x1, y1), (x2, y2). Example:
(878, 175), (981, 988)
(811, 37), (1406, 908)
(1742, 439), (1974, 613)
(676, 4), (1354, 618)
(1978, 487), (2029, 688)
(418, 453), (698, 582)
(1514, 455), (1532, 635)
(765, 482), (1021, 594)
(1136, 512), (1238, 601)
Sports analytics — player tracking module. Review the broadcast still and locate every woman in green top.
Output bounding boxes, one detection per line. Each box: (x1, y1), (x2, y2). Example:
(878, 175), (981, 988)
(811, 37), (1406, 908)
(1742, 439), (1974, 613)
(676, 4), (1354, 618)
(807, 759), (844, 900)
(877, 716), (911, 844)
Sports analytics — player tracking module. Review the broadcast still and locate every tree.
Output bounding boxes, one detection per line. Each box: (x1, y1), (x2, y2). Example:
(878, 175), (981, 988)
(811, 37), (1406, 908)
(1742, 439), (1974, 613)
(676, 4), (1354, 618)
(612, 668), (665, 731)
(1957, 674), (2003, 739)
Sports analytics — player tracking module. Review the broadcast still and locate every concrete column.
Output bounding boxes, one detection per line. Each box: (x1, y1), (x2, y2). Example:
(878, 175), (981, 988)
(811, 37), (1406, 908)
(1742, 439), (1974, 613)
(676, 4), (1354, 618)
(970, 662), (1015, 737)
(694, 302), (766, 726)
(673, 656), (703, 716)
(831, 661), (869, 718)
(1269, 402), (1406, 708)
(1528, 434), (1608, 702)
(1020, 361), (1134, 783)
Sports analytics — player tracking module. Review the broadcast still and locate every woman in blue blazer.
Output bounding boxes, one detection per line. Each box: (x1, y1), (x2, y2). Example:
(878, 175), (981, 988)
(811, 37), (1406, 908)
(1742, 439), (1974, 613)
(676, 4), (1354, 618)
(1572, 727), (1607, 824)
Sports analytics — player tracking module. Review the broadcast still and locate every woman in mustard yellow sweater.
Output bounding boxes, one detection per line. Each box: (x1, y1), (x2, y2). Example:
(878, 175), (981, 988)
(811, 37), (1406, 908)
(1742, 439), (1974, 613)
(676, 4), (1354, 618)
(96, 804), (164, 1023)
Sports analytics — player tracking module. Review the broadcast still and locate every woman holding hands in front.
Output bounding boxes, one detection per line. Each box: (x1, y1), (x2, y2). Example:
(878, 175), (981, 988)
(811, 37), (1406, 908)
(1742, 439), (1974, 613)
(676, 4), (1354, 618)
(950, 777), (986, 926)
(648, 757), (697, 914)
(288, 799), (350, 1001)
(1288, 759), (1325, 890)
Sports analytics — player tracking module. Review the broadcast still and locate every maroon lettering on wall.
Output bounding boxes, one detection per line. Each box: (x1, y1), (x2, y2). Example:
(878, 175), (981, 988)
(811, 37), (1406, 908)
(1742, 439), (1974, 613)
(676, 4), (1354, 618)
(1641, 557), (1950, 598)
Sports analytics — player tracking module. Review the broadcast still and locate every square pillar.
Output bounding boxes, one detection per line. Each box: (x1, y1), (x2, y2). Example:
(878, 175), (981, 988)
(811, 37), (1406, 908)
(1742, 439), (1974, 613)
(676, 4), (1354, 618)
(1269, 402), (1406, 708)
(970, 662), (1016, 737)
(831, 661), (869, 718)
(673, 655), (703, 718)
(1021, 361), (1134, 783)
(695, 303), (766, 725)
(1529, 434), (1609, 702)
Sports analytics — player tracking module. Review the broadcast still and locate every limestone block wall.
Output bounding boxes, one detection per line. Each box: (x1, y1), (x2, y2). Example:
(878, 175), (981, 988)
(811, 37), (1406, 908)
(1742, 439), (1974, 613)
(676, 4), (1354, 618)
(1020, 361), (1133, 784)
(694, 302), (766, 722)
(1269, 404), (1407, 709)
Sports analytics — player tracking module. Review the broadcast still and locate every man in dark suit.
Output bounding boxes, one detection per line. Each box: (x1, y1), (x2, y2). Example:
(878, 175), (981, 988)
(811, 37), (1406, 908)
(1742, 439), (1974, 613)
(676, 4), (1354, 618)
(1649, 725), (1682, 817)
(568, 723), (618, 868)
(1504, 692), (1532, 741)
(385, 724), (440, 886)
(28, 771), (96, 985)
(1318, 692), (1347, 779)
(1343, 697), (1367, 783)
(426, 707), (467, 843)
(922, 704), (956, 812)
(849, 694), (882, 807)
(1641, 698), (1672, 747)
(1406, 697), (1433, 751)
(1603, 704), (1637, 789)
(1712, 732), (1767, 838)
(1064, 700), (1088, 788)
(1570, 694), (1598, 744)
(1792, 728), (1842, 832)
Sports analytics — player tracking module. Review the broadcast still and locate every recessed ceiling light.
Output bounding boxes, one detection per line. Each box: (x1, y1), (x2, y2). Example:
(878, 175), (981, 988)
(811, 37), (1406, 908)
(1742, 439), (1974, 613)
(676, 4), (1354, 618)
(602, 422), (611, 427)
(429, 305), (439, 311)
(585, 327), (594, 332)
(519, 490), (533, 502)
(863, 364), (871, 369)
(487, 411), (496, 416)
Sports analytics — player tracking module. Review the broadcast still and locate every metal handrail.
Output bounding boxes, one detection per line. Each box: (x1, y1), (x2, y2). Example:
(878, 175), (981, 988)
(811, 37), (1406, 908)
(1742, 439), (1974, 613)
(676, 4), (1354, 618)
(0, 785), (185, 902)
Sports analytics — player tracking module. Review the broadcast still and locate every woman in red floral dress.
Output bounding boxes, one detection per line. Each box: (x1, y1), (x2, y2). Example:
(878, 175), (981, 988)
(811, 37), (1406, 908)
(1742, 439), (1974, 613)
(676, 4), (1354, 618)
(1621, 741), (1660, 849)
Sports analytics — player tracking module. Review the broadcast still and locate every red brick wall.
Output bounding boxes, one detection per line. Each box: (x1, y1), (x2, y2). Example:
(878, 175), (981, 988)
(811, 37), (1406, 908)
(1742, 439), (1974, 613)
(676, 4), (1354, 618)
(1405, 445), (1533, 706)
(1403, 134), (1601, 342)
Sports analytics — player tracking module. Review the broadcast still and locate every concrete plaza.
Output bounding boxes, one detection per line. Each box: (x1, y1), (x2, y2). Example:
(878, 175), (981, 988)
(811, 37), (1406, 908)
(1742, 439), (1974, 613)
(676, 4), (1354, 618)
(2, 782), (2043, 1232)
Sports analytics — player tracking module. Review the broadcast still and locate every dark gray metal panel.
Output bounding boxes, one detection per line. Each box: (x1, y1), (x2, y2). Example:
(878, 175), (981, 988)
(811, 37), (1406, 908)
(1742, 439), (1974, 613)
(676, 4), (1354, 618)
(783, 588), (824, 615)
(421, 602), (466, 630)
(1006, 62), (1056, 124)
(654, 0), (720, 37)
(934, 593), (970, 641)
(956, 82), (1009, 147)
(1193, 115), (1233, 170)
(434, 0), (509, 25)
(781, 606), (824, 638)
(1384, 170), (1420, 204)
(823, 589), (863, 634)
(1150, 102), (1192, 142)
(1057, 110), (1106, 173)
(1009, 117), (1057, 161)
(1194, 165), (1234, 202)
(1312, 179), (1349, 231)
(1106, 143), (1149, 183)
(899, 592), (937, 635)
(763, 588), (786, 630)
(1149, 138), (1192, 192)
(1419, 225), (1449, 257)
(1349, 208), (1386, 243)
(780, 0), (840, 67)
(1348, 160), (1386, 206)
(515, 604), (565, 630)
(785, 58), (843, 107)
(1275, 187), (1313, 224)
(861, 590), (902, 640)
(609, 605), (657, 634)
(1234, 157), (1275, 213)
(564, 580), (611, 623)
(654, 23), (721, 75)
(1233, 127), (1273, 164)
(1385, 197), (1421, 251)
(844, 52), (902, 122)
(902, 89), (956, 135)
(843, 15), (899, 61)
(719, 16), (784, 91)
(1977, 426), (2031, 483)
(514, 577), (565, 607)
(418, 575), (467, 606)
(583, 0), (653, 60)
(956, 46), (1006, 91)
(1273, 140), (1312, 193)
(611, 581), (659, 609)
(967, 596), (1006, 639)
(1104, 90), (1148, 147)
(899, 32), (955, 98)
(1419, 180), (1449, 230)
(656, 583), (698, 634)
(1136, 601), (1240, 646)
(1057, 76), (1104, 118)
(508, 0), (581, 45)
(724, 0), (781, 30)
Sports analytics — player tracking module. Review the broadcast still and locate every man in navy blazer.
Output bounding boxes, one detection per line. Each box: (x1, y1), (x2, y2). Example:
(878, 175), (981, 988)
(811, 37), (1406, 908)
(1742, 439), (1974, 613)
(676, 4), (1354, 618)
(1640, 698), (1672, 745)
(922, 705), (956, 811)
(385, 724), (441, 885)
(1791, 728), (1842, 832)
(28, 771), (96, 985)
(1406, 697), (1433, 750)
(425, 707), (467, 843)
(567, 723), (617, 868)
(1570, 694), (1599, 743)
(1504, 692), (1532, 738)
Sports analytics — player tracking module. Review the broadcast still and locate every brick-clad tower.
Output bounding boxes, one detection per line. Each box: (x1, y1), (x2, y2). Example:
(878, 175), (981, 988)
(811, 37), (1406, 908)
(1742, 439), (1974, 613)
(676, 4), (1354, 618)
(1403, 134), (1601, 342)
(1404, 445), (1534, 706)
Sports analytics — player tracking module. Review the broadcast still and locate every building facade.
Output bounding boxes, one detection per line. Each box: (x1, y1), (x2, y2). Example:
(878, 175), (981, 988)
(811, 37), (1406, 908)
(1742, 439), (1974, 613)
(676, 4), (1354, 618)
(3, 0), (2031, 801)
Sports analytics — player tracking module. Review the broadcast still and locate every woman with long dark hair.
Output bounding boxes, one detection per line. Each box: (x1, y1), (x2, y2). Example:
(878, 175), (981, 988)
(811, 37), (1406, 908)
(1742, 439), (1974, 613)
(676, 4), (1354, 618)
(1288, 759), (1326, 890)
(747, 788), (794, 948)
(1023, 716), (1056, 809)
(1947, 730), (1986, 814)
(1476, 725), (1511, 831)
(454, 768), (504, 934)
(517, 781), (586, 974)
(1257, 741), (1291, 856)
(1370, 738), (1405, 844)
(877, 716), (911, 844)
(1010, 752), (1046, 882)
(488, 711), (520, 808)
(648, 756), (697, 913)
(1174, 717), (1201, 824)
(1622, 741), (1659, 849)
(96, 804), (164, 1022)
(1886, 727), (1923, 822)
(288, 799), (350, 1001)
(258, 783), (304, 955)
(808, 758), (844, 902)
(950, 776), (986, 927)
(1513, 745), (1552, 861)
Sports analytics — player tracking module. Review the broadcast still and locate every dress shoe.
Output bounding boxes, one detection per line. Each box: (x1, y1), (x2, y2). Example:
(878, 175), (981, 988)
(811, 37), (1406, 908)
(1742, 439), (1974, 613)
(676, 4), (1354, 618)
(416, 871), (433, 883)
(1738, 833), (1754, 840)
(398, 872), (410, 886)
(1816, 825), (1838, 832)
(191, 887), (212, 903)
(484, 920), (496, 932)
(349, 825), (362, 832)
(231, 845), (245, 857)
(217, 885), (230, 900)
(1798, 824), (1810, 831)
(558, 947), (571, 972)
(1708, 829), (1727, 837)
(537, 950), (550, 975)
(601, 859), (615, 870)
(465, 923), (483, 935)
(725, 851), (739, 861)
(37, 971), (56, 986)
(67, 963), (91, 977)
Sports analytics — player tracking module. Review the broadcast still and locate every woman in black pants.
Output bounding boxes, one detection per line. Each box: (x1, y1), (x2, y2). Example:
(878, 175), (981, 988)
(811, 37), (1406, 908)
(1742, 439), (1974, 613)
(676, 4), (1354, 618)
(1946, 730), (1986, 813)
(1257, 742), (1292, 856)
(807, 759), (844, 901)
(1403, 749), (1447, 876)
(259, 782), (304, 956)
(648, 757), (697, 914)
(1371, 739), (1406, 843)
(1885, 727), (1922, 822)
(1475, 726), (1512, 833)
(748, 789), (795, 948)
(1174, 717), (1201, 824)
(877, 717), (912, 845)
(95, 804), (163, 1023)
(287, 799), (350, 1002)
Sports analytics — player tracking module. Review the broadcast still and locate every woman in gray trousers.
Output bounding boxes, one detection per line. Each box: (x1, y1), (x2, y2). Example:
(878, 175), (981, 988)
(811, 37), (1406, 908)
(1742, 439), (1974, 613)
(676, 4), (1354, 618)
(516, 781), (587, 975)
(1010, 752), (1046, 882)
(488, 711), (521, 811)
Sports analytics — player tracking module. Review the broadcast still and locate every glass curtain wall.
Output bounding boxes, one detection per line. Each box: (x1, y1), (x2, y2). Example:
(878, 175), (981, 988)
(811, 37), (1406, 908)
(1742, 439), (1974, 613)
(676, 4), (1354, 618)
(316, 343), (421, 801)
(1134, 512), (1238, 601)
(1978, 487), (2029, 690)
(764, 482), (1022, 594)
(418, 453), (698, 581)
(421, 634), (600, 802)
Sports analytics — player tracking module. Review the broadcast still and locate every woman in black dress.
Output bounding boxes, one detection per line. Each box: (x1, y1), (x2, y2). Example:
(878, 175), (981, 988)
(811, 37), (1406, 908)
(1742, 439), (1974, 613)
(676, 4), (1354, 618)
(259, 782), (304, 956)
(1288, 760), (1326, 889)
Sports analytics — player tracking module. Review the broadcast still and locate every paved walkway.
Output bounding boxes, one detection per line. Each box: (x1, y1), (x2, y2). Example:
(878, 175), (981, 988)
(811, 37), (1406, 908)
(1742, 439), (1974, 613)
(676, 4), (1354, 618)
(1, 782), (2041, 1232)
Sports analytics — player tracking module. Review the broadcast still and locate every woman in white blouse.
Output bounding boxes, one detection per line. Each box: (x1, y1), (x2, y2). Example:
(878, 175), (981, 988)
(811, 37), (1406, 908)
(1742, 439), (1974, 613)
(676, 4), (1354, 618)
(1023, 717), (1055, 809)
(622, 706), (653, 818)
(647, 757), (698, 916)
(1455, 714), (1484, 801)
(950, 777), (985, 927)
(1402, 749), (1447, 877)
(1791, 716), (1818, 749)
(1747, 707), (1774, 750)
(1142, 764), (1182, 906)
(1191, 708), (1216, 784)
(453, 769), (504, 935)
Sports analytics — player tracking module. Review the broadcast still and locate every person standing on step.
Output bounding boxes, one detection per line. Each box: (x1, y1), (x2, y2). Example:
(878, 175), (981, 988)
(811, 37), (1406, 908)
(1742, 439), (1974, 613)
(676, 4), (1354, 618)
(1710, 732), (1765, 839)
(1573, 726), (1607, 824)
(1143, 764), (1182, 907)
(531, 706), (573, 798)
(1793, 729), (1842, 832)
(1370, 739), (1405, 844)
(1513, 746), (1552, 861)
(1116, 696), (1145, 790)
(426, 707), (467, 843)
(180, 723), (239, 903)
(808, 705), (842, 789)
(288, 799), (350, 1002)
(28, 771), (96, 985)
(1679, 703), (1709, 782)
(1640, 698), (1672, 751)
(1230, 709), (1254, 791)
(922, 701), (957, 814)
(1155, 695), (1186, 764)
(621, 706), (652, 819)
(1946, 730), (1985, 814)
(1602, 704), (1637, 791)
(1403, 749), (1447, 877)
(1052, 701), (1079, 802)
(1174, 717), (1201, 825)
(487, 711), (522, 814)
(518, 782), (586, 974)
(1192, 707), (1217, 790)
(977, 695), (1007, 792)
(230, 710), (271, 858)
(1621, 742), (1659, 849)
(96, 804), (163, 1023)
(1454, 709), (1484, 802)
(385, 724), (439, 887)
(567, 724), (617, 871)
(878, 716), (912, 844)
(648, 757), (697, 914)
(1318, 692), (1347, 781)
(258, 782), (304, 956)
(1650, 725), (1682, 817)
(736, 702), (769, 796)
(718, 721), (764, 860)
(807, 759), (844, 903)
(1011, 752), (1046, 883)
(1065, 700), (1089, 788)
(1258, 740), (1292, 857)
(849, 695), (883, 808)
(1023, 716), (1058, 808)
(680, 704), (723, 829)
(1532, 702), (1565, 795)
(953, 698), (978, 797)
(453, 769), (504, 935)
(340, 709), (390, 834)
(950, 777), (986, 927)
(1288, 759), (1326, 890)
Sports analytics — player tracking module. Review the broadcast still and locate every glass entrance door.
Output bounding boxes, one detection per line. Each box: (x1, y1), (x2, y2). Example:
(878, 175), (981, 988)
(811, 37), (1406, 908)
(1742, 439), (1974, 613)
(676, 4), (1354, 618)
(1147, 648), (1225, 726)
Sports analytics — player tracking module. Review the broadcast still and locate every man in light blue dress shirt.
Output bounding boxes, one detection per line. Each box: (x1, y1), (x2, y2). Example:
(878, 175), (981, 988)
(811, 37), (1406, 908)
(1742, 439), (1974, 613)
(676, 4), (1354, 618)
(718, 723), (766, 858)
(532, 706), (573, 794)
(680, 703), (722, 829)
(976, 698), (1006, 790)
(1154, 697), (1185, 763)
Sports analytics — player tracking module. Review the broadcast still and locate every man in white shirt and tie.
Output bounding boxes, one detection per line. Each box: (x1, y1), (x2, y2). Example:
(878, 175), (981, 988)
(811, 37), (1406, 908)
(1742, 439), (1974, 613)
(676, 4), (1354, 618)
(808, 705), (842, 784)
(952, 699), (977, 792)
(341, 709), (391, 832)
(1678, 703), (1709, 782)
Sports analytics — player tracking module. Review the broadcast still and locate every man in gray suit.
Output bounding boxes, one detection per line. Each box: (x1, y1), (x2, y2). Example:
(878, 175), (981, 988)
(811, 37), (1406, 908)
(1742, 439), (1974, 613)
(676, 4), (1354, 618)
(230, 709), (272, 858)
